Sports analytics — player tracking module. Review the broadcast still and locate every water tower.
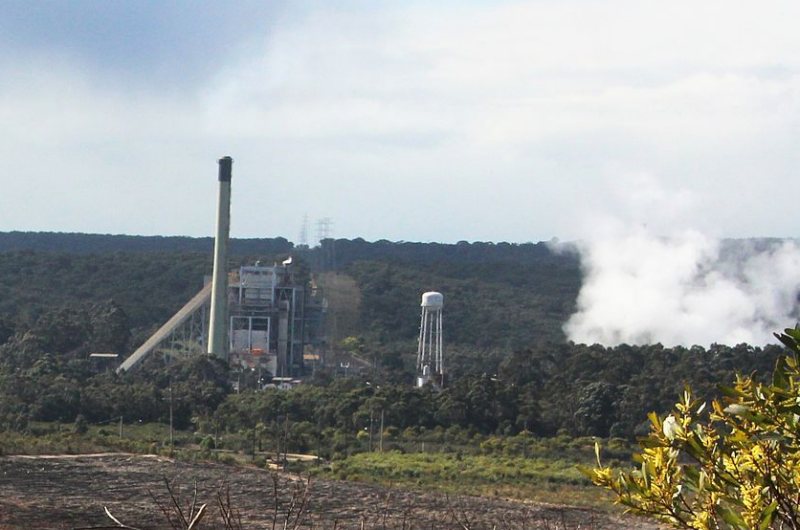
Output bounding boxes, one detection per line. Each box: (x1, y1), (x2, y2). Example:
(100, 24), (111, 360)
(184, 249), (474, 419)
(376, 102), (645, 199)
(416, 291), (444, 388)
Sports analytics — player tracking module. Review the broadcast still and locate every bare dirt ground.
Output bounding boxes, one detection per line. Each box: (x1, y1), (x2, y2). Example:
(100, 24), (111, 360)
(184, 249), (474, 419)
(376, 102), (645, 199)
(0, 454), (661, 530)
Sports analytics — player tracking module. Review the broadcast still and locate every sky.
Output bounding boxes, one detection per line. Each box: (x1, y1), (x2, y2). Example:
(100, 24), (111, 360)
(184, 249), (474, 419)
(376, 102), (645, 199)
(1, 0), (799, 244)
(2, 0), (800, 346)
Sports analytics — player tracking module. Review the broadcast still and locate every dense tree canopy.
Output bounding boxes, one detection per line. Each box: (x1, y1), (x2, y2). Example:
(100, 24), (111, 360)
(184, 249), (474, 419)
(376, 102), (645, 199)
(0, 303), (784, 441)
(0, 232), (790, 449)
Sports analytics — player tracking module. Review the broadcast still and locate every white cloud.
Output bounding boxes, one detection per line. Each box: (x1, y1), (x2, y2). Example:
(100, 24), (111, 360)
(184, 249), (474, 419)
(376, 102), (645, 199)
(0, 54), (217, 236)
(1, 2), (800, 242)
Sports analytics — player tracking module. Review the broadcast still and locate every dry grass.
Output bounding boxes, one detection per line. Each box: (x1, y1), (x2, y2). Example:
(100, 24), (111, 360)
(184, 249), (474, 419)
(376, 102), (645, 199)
(0, 454), (661, 529)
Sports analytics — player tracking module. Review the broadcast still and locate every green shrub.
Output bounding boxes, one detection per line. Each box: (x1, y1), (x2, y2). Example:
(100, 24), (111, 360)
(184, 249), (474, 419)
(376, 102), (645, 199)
(585, 327), (800, 530)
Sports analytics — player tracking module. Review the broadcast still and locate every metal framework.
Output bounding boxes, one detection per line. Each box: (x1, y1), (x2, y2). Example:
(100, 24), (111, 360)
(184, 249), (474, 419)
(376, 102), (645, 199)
(416, 293), (444, 388)
(117, 283), (210, 372)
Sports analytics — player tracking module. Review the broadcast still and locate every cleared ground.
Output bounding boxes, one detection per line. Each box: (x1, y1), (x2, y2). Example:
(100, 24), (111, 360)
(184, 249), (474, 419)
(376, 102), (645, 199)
(0, 454), (661, 529)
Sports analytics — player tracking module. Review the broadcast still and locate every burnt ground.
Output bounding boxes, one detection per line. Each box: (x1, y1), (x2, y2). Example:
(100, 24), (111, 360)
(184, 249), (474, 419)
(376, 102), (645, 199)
(0, 454), (662, 530)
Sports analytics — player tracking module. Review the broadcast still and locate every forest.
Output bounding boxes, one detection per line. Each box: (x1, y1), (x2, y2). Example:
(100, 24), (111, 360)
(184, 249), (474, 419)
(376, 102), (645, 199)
(0, 231), (790, 448)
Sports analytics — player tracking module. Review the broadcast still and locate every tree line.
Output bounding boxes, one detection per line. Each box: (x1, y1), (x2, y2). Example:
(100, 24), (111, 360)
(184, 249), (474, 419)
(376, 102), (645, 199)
(0, 233), (790, 451)
(0, 300), (784, 443)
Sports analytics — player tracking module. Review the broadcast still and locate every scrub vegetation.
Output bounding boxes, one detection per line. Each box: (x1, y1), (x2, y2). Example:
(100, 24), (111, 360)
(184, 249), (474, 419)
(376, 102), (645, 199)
(586, 328), (800, 529)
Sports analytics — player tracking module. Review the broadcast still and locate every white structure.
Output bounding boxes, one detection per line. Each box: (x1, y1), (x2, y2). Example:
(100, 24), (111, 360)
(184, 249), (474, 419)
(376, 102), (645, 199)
(208, 156), (233, 360)
(416, 291), (444, 388)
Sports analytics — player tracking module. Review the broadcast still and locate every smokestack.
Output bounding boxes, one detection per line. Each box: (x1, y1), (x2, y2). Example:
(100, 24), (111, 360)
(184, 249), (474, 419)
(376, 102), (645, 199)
(208, 156), (232, 360)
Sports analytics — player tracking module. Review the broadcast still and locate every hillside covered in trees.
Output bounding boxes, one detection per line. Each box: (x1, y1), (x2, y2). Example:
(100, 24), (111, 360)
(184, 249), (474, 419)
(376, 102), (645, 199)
(0, 231), (789, 442)
(0, 232), (581, 350)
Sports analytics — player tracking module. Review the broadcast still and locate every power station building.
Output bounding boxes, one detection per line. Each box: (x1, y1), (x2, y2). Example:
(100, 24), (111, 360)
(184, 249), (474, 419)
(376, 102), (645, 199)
(116, 260), (325, 379)
(228, 261), (325, 378)
(117, 157), (326, 380)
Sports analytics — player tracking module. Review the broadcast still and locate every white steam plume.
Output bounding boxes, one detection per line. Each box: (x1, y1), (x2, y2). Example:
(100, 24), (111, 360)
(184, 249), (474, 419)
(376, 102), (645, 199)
(564, 232), (800, 347)
(562, 172), (800, 347)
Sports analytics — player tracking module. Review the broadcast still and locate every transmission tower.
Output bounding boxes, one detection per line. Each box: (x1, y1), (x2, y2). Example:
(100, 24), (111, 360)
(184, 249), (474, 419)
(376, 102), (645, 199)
(316, 217), (333, 246)
(316, 218), (335, 270)
(298, 214), (309, 248)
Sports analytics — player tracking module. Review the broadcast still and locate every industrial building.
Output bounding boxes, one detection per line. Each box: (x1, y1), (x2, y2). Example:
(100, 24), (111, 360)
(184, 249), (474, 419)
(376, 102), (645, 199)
(117, 157), (326, 382)
(228, 260), (326, 378)
(116, 260), (326, 379)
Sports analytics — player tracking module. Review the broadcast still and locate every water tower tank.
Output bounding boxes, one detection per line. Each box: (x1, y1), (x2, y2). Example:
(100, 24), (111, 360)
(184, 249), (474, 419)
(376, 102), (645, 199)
(421, 291), (444, 309)
(417, 290), (444, 389)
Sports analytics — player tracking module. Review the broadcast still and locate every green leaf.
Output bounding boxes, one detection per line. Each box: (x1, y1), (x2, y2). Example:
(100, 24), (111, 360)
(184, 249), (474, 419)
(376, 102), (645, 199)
(640, 461), (649, 489)
(682, 466), (700, 492)
(773, 356), (789, 389)
(784, 326), (800, 341)
(728, 430), (748, 443)
(759, 501), (779, 530)
(647, 411), (662, 430)
(719, 385), (747, 398)
(717, 505), (747, 529)
(684, 438), (705, 460)
(775, 331), (800, 354)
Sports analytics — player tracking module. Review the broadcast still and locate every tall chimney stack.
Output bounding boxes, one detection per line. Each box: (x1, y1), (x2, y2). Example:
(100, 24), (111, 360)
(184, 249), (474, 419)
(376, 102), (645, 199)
(208, 156), (232, 360)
